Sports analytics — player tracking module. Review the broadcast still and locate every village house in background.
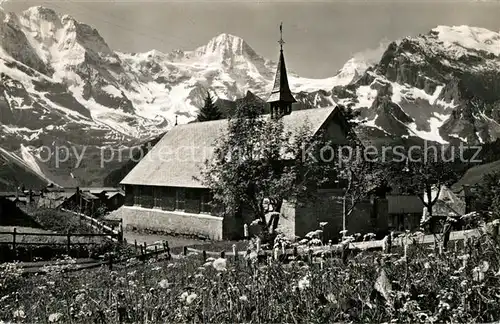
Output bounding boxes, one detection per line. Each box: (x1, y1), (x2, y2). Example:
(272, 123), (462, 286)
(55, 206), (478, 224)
(37, 185), (124, 216)
(117, 26), (392, 241)
(0, 189), (38, 208)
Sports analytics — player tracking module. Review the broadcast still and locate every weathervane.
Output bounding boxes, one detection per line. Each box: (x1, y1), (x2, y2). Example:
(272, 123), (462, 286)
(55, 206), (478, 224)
(278, 22), (285, 51)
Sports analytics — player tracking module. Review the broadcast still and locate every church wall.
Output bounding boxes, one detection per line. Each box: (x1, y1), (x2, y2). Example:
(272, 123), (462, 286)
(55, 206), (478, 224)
(322, 116), (349, 146)
(279, 200), (296, 239)
(118, 205), (224, 240)
(280, 190), (389, 241)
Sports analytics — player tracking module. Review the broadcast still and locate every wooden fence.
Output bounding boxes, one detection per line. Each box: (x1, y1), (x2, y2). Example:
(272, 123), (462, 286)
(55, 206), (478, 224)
(0, 228), (121, 250)
(61, 208), (123, 242)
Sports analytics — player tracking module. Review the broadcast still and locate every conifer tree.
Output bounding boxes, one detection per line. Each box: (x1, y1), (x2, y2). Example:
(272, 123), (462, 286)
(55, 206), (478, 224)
(197, 92), (223, 122)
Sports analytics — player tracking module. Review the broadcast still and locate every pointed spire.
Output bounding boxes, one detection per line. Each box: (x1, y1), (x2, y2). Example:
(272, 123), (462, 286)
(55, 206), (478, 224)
(278, 22), (285, 51)
(267, 23), (296, 117)
(175, 115), (178, 126)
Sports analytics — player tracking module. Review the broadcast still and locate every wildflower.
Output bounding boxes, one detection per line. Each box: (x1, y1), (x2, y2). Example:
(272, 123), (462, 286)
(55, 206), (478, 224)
(186, 293), (198, 305)
(13, 309), (25, 319)
(424, 262), (431, 269)
(48, 312), (63, 322)
(75, 293), (86, 302)
(158, 279), (171, 289)
(239, 295), (248, 302)
(212, 258), (227, 272)
(325, 293), (337, 304)
(179, 291), (189, 302)
(127, 270), (137, 276)
(151, 266), (162, 271)
(298, 238), (309, 245)
(298, 274), (311, 290)
(364, 233), (376, 241)
(309, 238), (322, 246)
(438, 301), (451, 310)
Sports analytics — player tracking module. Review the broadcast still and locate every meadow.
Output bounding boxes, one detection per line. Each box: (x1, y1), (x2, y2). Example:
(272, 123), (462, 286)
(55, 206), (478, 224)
(1, 229), (500, 323)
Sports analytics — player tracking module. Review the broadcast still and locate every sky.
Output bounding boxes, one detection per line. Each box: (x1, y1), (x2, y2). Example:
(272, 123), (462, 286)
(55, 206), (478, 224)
(2, 0), (500, 78)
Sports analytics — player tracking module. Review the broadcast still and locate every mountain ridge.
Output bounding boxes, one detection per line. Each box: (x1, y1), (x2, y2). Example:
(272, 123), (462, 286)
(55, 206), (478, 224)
(1, 6), (500, 189)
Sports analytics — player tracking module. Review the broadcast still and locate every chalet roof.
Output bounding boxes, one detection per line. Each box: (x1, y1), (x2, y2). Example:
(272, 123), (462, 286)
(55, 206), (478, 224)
(121, 106), (340, 188)
(267, 50), (296, 104)
(451, 160), (500, 192)
(423, 185), (466, 218)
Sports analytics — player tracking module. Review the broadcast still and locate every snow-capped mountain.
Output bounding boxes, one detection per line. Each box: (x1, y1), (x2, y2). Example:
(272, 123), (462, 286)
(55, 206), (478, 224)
(334, 25), (500, 145)
(0, 6), (359, 188)
(2, 5), (500, 188)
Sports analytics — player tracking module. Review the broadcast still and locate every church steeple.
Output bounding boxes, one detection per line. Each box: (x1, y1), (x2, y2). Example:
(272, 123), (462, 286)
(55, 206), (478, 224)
(267, 22), (296, 118)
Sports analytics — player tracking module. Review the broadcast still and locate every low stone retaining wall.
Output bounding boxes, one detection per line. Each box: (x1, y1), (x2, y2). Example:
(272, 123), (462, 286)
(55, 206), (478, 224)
(117, 206), (224, 240)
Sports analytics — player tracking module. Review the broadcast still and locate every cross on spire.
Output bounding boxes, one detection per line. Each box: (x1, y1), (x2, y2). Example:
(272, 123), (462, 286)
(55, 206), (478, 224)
(278, 22), (285, 51)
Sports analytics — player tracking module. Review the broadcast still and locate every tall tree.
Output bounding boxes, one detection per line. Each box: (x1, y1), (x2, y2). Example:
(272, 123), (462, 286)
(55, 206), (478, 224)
(197, 92), (223, 122)
(387, 146), (463, 230)
(474, 172), (500, 219)
(201, 99), (335, 229)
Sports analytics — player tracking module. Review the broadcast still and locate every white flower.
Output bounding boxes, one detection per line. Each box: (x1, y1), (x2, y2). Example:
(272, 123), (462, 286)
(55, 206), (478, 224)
(239, 295), (248, 302)
(309, 238), (322, 246)
(48, 312), (63, 322)
(298, 274), (311, 290)
(424, 262), (431, 269)
(212, 258), (227, 272)
(319, 222), (328, 227)
(186, 293), (198, 305)
(179, 291), (189, 302)
(158, 279), (171, 289)
(13, 309), (25, 319)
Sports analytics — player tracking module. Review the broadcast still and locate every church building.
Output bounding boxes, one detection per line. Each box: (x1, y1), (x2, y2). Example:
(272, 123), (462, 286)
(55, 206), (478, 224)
(118, 25), (388, 240)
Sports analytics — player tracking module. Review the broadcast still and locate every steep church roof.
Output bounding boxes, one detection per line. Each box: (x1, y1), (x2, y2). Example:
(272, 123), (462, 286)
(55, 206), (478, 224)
(120, 106), (340, 188)
(267, 50), (297, 104)
(267, 23), (296, 104)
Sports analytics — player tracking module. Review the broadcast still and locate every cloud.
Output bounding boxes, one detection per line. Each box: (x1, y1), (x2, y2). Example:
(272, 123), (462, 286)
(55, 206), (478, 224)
(352, 38), (393, 65)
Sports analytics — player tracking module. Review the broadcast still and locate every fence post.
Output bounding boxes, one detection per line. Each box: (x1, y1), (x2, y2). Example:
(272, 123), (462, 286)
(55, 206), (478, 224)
(203, 250), (207, 261)
(165, 241), (171, 260)
(12, 228), (17, 259)
(134, 240), (138, 254)
(155, 246), (158, 260)
(119, 219), (124, 242)
(108, 255), (113, 270)
(293, 246), (298, 258)
(308, 248), (313, 264)
(233, 244), (238, 262)
(67, 232), (71, 254)
(244, 224), (249, 239)
(220, 251), (225, 259)
(183, 246), (188, 256)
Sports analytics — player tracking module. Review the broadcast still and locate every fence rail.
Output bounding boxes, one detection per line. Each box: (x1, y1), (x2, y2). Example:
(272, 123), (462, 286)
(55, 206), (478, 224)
(61, 208), (123, 242)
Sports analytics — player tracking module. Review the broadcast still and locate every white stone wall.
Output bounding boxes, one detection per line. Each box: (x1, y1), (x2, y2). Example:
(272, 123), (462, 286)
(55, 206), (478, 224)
(118, 206), (224, 240)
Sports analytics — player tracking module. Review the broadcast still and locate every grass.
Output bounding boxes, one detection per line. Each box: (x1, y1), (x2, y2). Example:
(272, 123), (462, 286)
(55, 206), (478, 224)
(2, 227), (500, 323)
(26, 208), (97, 234)
(0, 208), (124, 262)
